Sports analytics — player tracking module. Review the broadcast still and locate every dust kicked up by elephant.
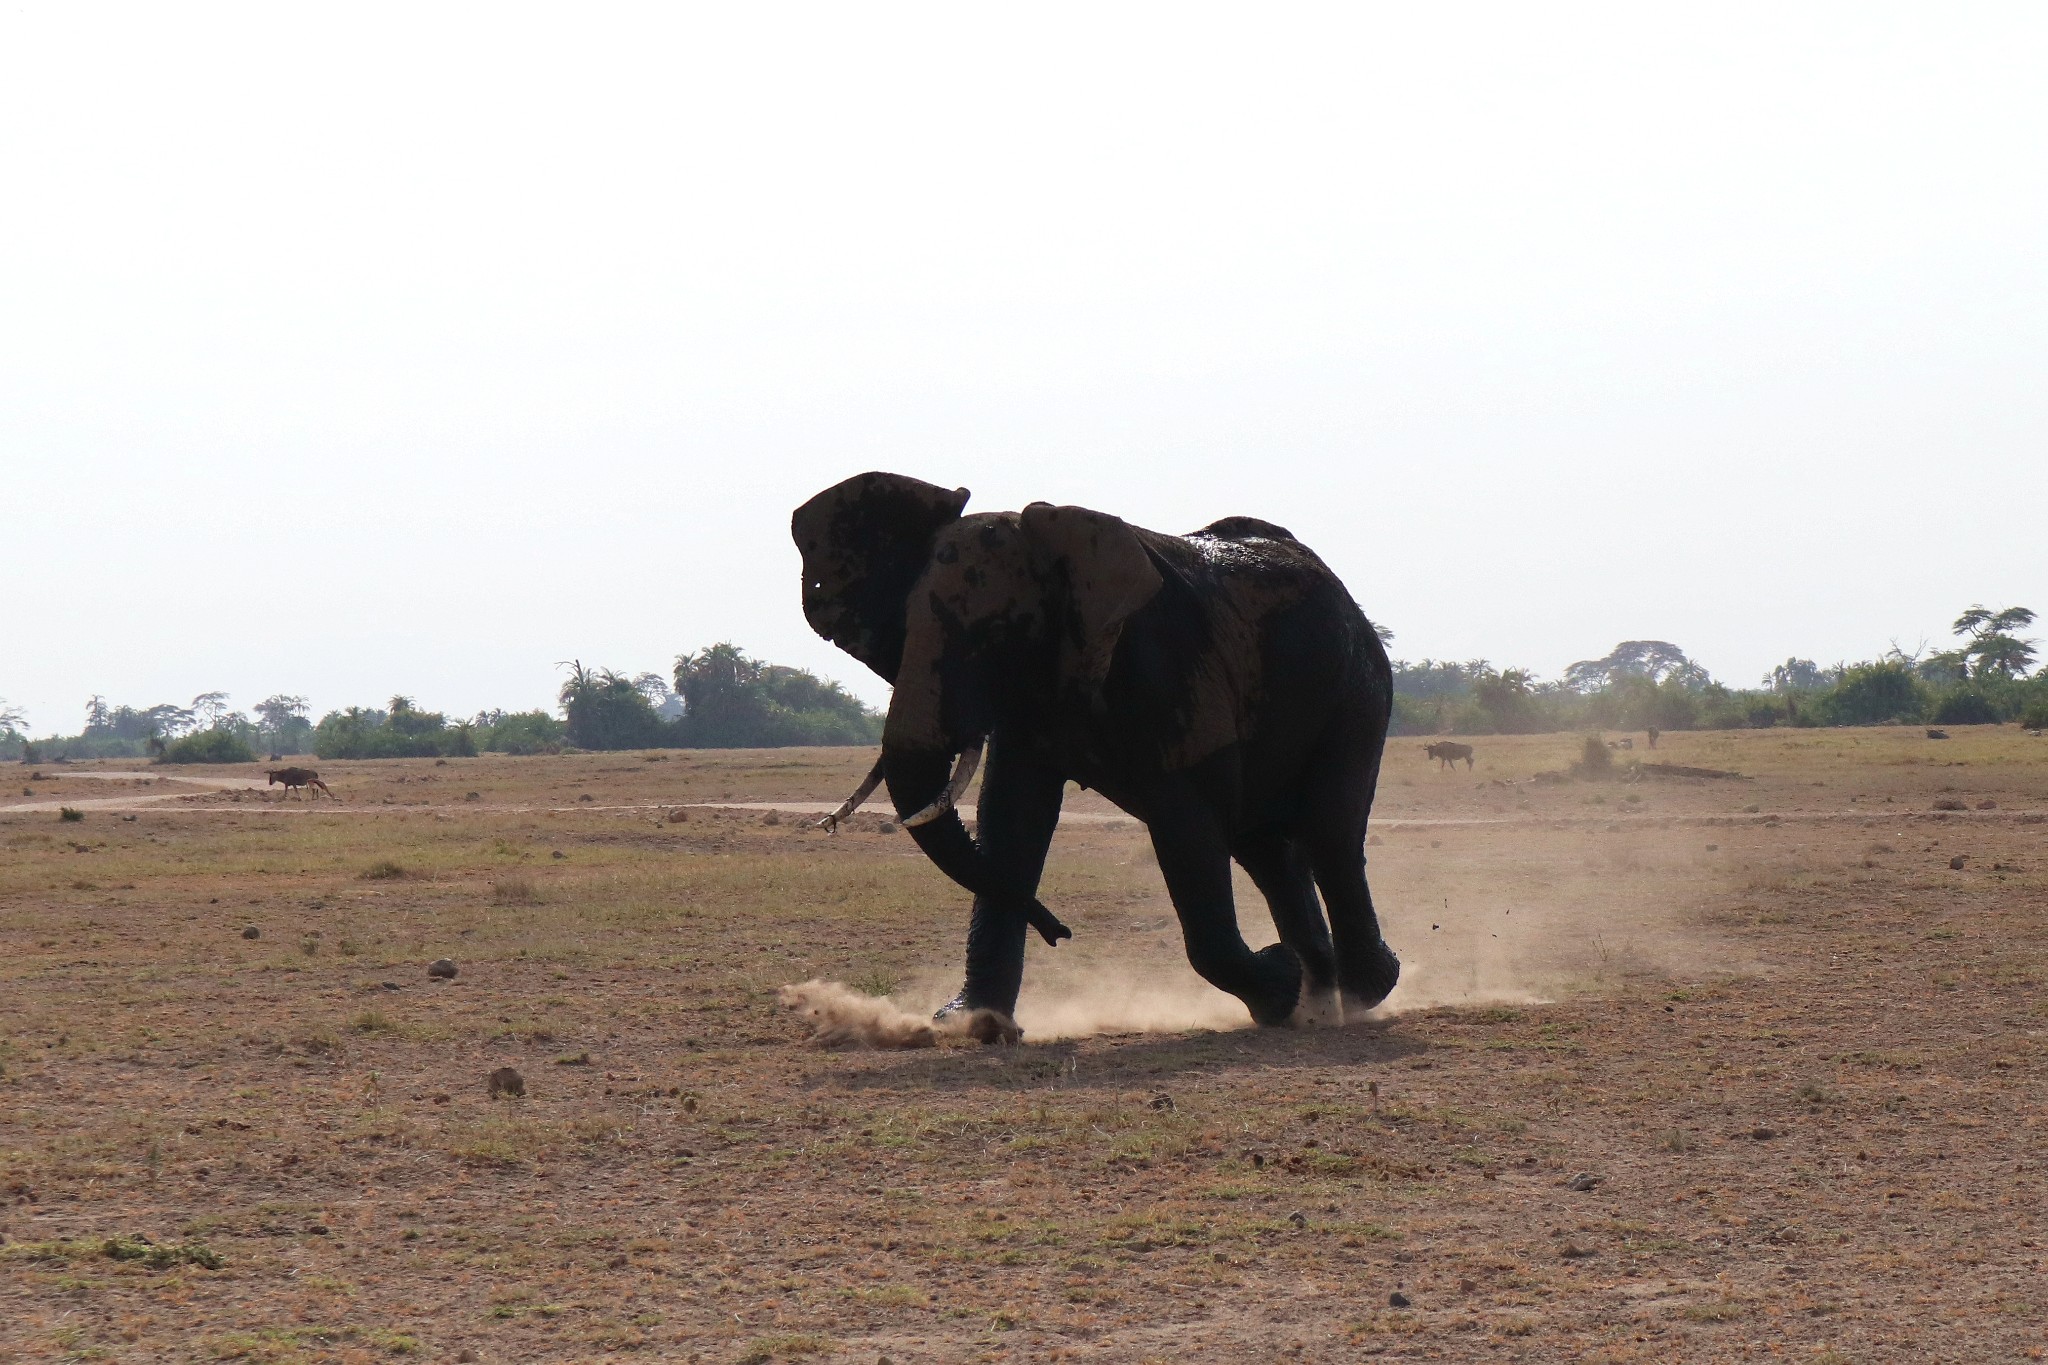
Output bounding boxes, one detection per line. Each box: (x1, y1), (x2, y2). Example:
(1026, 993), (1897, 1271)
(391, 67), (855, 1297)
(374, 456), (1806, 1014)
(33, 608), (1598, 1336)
(792, 471), (1401, 1042)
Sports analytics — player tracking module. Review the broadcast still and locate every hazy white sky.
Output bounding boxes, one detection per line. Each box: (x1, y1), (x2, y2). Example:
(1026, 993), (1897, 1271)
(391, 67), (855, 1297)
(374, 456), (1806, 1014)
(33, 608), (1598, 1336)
(4, 4), (2043, 732)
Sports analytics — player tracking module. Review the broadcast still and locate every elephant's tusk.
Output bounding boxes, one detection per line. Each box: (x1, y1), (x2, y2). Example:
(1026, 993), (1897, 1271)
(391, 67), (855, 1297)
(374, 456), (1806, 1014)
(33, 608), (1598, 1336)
(902, 740), (984, 829)
(815, 756), (887, 835)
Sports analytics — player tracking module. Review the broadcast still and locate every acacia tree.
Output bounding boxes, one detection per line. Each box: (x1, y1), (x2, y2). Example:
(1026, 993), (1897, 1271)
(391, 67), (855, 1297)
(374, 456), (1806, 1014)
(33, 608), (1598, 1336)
(1951, 605), (2037, 679)
(1564, 641), (1709, 692)
(189, 691), (233, 730)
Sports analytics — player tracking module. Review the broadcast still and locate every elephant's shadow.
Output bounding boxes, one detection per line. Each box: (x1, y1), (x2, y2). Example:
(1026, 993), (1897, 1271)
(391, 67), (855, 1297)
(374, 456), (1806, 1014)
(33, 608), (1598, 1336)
(815, 1021), (1430, 1095)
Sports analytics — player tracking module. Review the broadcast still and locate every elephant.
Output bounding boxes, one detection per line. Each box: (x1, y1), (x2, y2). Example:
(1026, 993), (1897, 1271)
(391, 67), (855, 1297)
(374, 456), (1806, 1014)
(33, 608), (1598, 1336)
(792, 471), (1401, 1039)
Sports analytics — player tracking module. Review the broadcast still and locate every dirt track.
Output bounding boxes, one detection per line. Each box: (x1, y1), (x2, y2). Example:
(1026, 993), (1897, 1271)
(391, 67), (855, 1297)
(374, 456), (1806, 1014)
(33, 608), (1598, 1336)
(1, 728), (2044, 1362)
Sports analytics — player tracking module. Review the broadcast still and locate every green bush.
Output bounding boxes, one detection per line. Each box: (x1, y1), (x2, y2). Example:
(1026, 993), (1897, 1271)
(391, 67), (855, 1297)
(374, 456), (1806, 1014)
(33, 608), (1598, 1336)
(476, 711), (566, 755)
(1807, 662), (1925, 726)
(1930, 688), (2000, 726)
(314, 698), (470, 759)
(1387, 695), (1444, 736)
(2020, 699), (2048, 730)
(158, 728), (256, 764)
(559, 666), (671, 751)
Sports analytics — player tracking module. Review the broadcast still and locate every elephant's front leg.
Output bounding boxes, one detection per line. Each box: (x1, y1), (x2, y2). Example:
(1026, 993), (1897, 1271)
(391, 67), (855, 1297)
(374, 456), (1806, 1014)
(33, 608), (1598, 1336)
(934, 731), (1065, 1040)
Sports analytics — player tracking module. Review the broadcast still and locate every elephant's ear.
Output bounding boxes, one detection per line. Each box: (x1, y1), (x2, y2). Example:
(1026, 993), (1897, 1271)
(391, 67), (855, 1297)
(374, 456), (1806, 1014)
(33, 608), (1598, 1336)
(1021, 502), (1164, 697)
(792, 472), (971, 683)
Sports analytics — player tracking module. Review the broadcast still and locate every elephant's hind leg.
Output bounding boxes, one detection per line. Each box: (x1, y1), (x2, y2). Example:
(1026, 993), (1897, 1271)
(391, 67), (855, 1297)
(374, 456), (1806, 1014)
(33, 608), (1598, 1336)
(1235, 833), (1339, 1025)
(1150, 802), (1302, 1027)
(1303, 833), (1401, 1018)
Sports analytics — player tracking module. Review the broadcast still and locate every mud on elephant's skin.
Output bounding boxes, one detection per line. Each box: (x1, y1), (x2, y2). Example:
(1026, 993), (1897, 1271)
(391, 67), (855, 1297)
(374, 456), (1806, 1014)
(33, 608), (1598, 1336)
(792, 472), (1401, 1039)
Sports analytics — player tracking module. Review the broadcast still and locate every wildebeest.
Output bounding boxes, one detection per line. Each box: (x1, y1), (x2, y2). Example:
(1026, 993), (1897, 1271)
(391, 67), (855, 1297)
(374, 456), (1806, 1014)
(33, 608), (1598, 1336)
(1424, 741), (1475, 771)
(266, 767), (333, 800)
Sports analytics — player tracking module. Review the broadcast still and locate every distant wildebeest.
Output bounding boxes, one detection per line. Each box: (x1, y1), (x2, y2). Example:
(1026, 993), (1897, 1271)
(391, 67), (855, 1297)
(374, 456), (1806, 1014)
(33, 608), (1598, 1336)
(1926, 729), (1950, 741)
(1424, 741), (1475, 771)
(267, 767), (333, 800)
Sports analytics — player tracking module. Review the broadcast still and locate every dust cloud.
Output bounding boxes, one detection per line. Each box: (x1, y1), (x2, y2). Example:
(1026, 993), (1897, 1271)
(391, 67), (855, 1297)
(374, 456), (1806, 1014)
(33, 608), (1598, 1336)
(783, 818), (1744, 1047)
(777, 980), (939, 1050)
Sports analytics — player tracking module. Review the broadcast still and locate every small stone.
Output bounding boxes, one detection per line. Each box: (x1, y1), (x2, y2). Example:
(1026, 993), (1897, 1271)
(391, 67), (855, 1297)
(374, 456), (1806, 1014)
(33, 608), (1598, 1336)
(1949, 855), (1967, 870)
(1566, 1172), (1601, 1192)
(1751, 1126), (1777, 1140)
(667, 807), (689, 823)
(1388, 1291), (1410, 1308)
(1742, 804), (1760, 814)
(876, 820), (898, 834)
(551, 850), (566, 859)
(1149, 1093), (1175, 1111)
(1459, 1277), (1477, 1293)
(241, 926), (261, 940)
(380, 981), (402, 991)
(1705, 843), (1719, 852)
(1288, 1210), (1307, 1228)
(488, 1067), (525, 1099)
(1977, 799), (1998, 810)
(428, 958), (458, 980)
(1933, 799), (1967, 811)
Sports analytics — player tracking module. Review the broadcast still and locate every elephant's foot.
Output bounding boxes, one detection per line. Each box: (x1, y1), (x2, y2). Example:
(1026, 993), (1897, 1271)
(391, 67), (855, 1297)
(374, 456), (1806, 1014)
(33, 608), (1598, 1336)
(934, 991), (1023, 1045)
(1339, 943), (1402, 1021)
(1244, 944), (1307, 1028)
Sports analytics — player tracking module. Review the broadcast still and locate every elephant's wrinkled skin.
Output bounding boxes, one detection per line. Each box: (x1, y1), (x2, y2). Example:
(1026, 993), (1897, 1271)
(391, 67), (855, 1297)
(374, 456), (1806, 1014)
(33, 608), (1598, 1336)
(793, 472), (1400, 1035)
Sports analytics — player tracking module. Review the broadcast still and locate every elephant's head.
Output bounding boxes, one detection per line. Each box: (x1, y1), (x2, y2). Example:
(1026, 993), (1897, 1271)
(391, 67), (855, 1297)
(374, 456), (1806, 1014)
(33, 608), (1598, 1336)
(876, 501), (1164, 913)
(791, 472), (972, 684)
(793, 477), (1166, 936)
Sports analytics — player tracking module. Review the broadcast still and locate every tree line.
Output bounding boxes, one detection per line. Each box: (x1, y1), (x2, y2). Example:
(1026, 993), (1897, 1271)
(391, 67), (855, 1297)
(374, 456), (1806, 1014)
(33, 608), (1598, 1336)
(1388, 605), (2044, 736)
(5, 607), (2041, 762)
(0, 643), (882, 763)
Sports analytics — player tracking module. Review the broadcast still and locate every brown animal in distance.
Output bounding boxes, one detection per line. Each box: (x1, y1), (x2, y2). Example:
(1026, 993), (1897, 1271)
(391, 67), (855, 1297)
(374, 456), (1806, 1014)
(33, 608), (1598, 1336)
(266, 767), (333, 800)
(1423, 741), (1475, 771)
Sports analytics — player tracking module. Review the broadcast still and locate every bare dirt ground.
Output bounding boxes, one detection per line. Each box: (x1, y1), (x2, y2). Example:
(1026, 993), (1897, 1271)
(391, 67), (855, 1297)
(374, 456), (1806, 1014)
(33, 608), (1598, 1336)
(1, 728), (2043, 1363)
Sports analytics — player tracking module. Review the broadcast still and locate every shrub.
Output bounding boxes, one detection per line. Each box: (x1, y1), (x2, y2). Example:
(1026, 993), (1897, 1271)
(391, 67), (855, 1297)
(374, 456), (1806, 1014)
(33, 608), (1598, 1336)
(2021, 699), (2048, 730)
(58, 806), (84, 822)
(1574, 735), (1613, 777)
(477, 711), (566, 755)
(1930, 688), (2000, 726)
(1808, 662), (1925, 726)
(1387, 694), (1443, 737)
(158, 728), (256, 764)
(315, 698), (470, 759)
(559, 665), (671, 751)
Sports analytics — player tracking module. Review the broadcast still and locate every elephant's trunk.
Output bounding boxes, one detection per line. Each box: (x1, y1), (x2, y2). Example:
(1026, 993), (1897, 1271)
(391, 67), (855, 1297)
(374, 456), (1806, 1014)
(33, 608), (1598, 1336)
(883, 741), (1071, 947)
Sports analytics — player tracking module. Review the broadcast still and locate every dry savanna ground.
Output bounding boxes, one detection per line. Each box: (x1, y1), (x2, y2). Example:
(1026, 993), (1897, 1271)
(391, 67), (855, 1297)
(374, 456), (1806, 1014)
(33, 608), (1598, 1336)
(1, 728), (2044, 1363)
